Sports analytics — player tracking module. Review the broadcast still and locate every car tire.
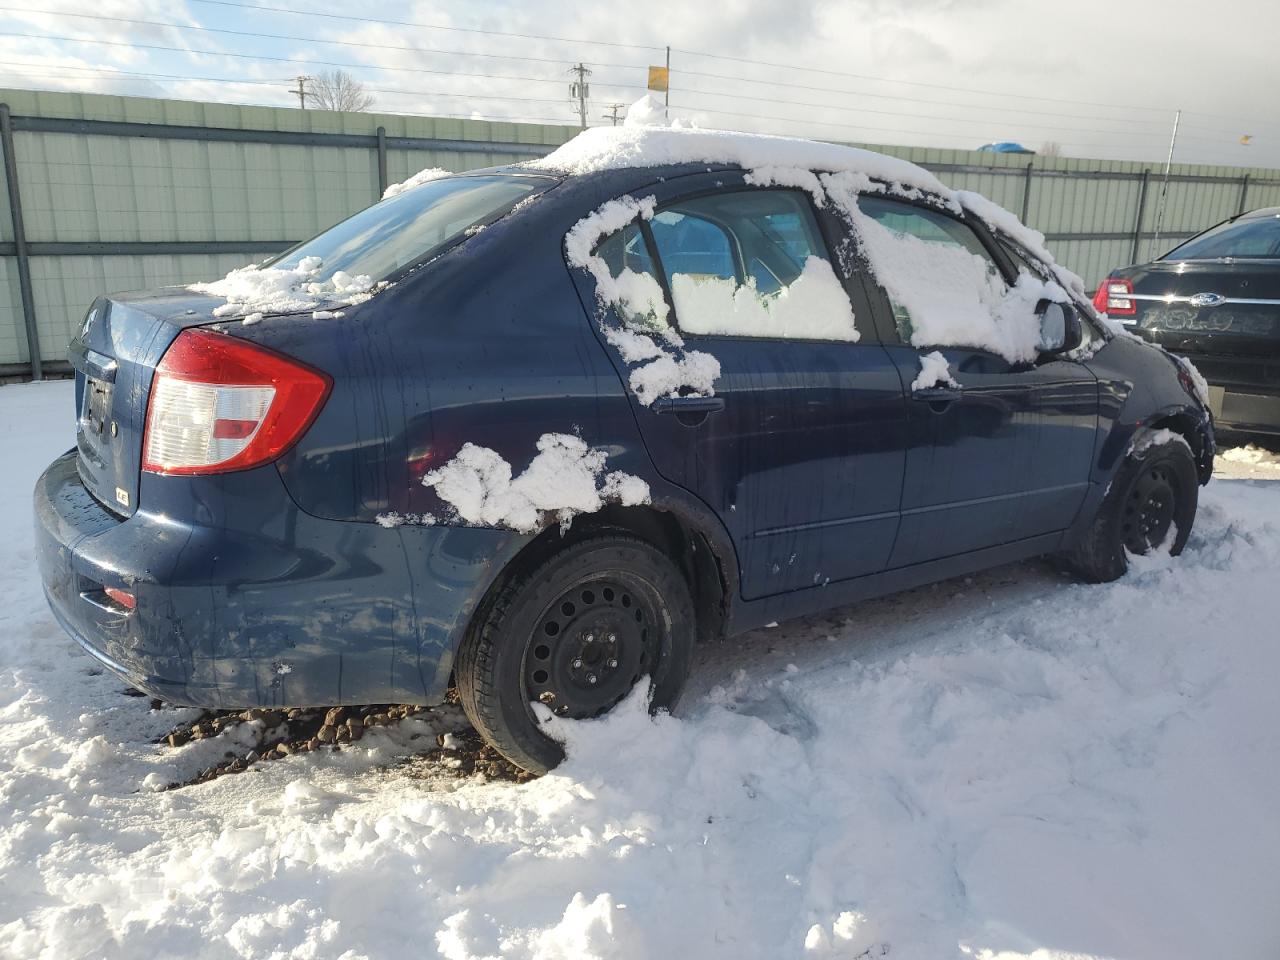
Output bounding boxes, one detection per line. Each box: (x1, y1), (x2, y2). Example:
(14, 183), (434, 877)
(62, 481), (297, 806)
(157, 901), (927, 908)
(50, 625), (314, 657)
(1061, 430), (1199, 583)
(454, 535), (695, 774)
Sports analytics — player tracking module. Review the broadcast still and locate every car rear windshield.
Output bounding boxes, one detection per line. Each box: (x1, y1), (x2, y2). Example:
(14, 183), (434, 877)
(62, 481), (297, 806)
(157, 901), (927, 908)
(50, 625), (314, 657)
(1163, 213), (1280, 260)
(268, 174), (554, 282)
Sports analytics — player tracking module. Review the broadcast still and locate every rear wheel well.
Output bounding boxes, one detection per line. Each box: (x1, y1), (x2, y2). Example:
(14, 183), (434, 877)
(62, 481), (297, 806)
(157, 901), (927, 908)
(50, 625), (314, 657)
(1147, 411), (1213, 483)
(474, 506), (730, 652)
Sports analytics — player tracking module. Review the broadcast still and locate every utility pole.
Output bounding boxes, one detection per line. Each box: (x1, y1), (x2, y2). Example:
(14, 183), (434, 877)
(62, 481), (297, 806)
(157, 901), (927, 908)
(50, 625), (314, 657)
(664, 46), (670, 121)
(603, 103), (625, 126)
(569, 63), (591, 130)
(290, 75), (312, 110)
(1149, 108), (1181, 259)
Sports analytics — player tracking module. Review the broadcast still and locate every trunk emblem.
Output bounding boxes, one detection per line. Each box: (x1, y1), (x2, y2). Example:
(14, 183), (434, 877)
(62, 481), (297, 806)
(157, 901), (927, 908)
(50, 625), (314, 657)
(1188, 292), (1226, 307)
(115, 487), (130, 508)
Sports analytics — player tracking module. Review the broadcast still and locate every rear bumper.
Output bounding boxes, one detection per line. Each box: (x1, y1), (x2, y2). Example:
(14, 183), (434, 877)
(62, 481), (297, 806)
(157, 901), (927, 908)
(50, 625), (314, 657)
(1204, 385), (1280, 435)
(34, 450), (528, 708)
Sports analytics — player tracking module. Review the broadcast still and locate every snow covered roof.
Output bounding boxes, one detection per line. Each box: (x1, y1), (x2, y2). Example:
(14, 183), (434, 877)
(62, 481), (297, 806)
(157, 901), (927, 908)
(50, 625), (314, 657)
(528, 124), (952, 199)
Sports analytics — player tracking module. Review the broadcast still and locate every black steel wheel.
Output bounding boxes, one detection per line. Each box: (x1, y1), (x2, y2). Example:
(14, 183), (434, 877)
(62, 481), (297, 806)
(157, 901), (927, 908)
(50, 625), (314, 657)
(1120, 461), (1181, 555)
(454, 535), (695, 774)
(1060, 430), (1199, 583)
(525, 577), (661, 720)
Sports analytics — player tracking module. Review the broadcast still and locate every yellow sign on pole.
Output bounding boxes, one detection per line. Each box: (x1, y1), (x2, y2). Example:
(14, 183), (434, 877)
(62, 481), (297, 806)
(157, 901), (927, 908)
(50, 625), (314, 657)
(647, 66), (669, 93)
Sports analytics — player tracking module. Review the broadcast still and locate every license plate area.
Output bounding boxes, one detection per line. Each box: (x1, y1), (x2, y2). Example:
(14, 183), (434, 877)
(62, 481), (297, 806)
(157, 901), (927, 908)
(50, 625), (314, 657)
(83, 376), (113, 439)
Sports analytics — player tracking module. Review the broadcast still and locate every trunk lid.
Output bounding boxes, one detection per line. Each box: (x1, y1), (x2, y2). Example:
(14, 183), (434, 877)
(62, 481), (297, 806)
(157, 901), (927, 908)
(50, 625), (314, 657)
(68, 290), (227, 516)
(1124, 260), (1280, 359)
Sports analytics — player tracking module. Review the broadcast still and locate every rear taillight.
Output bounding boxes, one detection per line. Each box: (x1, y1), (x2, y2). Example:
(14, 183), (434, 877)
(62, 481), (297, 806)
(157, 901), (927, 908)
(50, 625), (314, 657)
(1092, 277), (1136, 317)
(143, 329), (330, 476)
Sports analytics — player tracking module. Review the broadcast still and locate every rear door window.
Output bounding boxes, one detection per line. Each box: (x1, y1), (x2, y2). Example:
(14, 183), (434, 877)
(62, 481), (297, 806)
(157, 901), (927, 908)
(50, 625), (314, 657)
(646, 190), (860, 341)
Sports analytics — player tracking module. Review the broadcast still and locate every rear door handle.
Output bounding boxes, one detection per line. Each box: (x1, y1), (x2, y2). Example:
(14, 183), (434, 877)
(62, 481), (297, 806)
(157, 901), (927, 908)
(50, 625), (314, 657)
(911, 386), (963, 409)
(911, 386), (962, 401)
(651, 396), (726, 415)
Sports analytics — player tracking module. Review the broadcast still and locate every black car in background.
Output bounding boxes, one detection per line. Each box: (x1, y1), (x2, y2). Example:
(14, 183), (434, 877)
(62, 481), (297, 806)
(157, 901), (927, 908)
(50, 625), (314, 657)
(1095, 207), (1280, 436)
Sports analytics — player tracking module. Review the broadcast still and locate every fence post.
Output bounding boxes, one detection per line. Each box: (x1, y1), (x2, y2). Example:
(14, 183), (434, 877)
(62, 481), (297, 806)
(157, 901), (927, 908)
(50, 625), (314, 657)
(1020, 161), (1033, 221)
(1237, 173), (1250, 215)
(0, 103), (41, 381)
(376, 126), (388, 198)
(1130, 169), (1150, 265)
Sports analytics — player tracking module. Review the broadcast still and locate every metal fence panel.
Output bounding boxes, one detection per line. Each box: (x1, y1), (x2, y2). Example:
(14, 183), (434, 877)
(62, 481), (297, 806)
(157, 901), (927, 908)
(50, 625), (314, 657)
(2, 86), (1279, 377)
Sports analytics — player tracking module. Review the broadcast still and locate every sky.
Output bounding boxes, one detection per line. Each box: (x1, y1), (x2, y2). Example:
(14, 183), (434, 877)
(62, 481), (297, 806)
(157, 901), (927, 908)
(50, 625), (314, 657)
(0, 0), (1278, 167)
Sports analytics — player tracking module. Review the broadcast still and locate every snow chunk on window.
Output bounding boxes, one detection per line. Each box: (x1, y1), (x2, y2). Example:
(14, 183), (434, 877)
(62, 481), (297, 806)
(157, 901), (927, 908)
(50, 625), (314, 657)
(566, 196), (721, 405)
(422, 433), (651, 534)
(956, 189), (1089, 301)
(911, 351), (959, 391)
(382, 167), (450, 200)
(837, 200), (1059, 364)
(670, 256), (858, 342)
(190, 256), (379, 319)
(375, 511), (435, 528)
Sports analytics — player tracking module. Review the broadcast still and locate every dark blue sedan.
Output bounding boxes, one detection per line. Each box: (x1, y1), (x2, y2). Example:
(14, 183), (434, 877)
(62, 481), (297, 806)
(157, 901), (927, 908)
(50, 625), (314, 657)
(34, 128), (1214, 772)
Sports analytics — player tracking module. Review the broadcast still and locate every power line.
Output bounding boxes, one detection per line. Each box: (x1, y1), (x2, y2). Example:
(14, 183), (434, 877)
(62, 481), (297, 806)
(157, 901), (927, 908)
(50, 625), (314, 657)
(0, 31), (649, 91)
(672, 89), (1189, 141)
(0, 59), (616, 109)
(666, 104), (1183, 155)
(670, 49), (1173, 115)
(3, 7), (649, 70)
(186, 0), (664, 51)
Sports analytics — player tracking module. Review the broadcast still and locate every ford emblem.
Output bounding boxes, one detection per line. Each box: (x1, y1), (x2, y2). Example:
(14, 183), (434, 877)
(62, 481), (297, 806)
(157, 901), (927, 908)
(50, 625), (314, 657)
(1188, 292), (1227, 308)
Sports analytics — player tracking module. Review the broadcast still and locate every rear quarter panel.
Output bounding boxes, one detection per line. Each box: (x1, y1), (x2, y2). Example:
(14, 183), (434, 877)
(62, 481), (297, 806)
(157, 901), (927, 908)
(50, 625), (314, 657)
(233, 177), (659, 524)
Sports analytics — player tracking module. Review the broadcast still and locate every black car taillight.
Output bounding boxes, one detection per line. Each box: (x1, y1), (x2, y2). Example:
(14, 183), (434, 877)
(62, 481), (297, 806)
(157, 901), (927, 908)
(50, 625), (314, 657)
(1093, 277), (1136, 318)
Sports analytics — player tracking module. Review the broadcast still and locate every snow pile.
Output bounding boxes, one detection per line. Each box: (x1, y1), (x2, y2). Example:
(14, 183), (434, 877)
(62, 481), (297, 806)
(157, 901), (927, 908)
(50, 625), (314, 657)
(189, 255), (378, 319)
(422, 432), (650, 533)
(565, 196), (721, 405)
(911, 350), (959, 391)
(382, 166), (450, 199)
(1217, 444), (1280, 480)
(531, 120), (951, 200)
(670, 256), (858, 342)
(624, 93), (668, 127)
(743, 166), (826, 206)
(3, 380), (1280, 958)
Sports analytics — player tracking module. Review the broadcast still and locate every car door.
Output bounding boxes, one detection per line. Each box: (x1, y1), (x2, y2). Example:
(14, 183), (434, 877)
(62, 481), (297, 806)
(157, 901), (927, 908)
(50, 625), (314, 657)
(585, 172), (909, 600)
(850, 195), (1099, 567)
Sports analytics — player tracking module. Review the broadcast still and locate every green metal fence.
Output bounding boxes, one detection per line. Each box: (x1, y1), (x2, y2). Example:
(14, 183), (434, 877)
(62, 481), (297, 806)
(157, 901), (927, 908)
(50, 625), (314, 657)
(3, 87), (1280, 379)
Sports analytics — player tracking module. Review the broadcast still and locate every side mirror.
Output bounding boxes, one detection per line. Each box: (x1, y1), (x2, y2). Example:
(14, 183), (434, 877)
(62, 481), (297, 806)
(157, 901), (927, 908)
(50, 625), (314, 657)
(1036, 299), (1082, 355)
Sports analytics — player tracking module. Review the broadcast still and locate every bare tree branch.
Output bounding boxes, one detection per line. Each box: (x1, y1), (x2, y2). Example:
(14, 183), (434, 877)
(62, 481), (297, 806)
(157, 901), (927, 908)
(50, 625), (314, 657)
(309, 70), (374, 113)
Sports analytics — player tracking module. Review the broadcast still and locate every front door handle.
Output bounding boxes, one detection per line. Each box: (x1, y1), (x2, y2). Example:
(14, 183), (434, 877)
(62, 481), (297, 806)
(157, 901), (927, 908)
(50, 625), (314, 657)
(651, 395), (726, 415)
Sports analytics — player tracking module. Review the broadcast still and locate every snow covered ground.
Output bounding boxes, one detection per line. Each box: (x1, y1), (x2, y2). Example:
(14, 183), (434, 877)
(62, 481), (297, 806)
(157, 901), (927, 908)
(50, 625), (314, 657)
(2, 378), (1279, 959)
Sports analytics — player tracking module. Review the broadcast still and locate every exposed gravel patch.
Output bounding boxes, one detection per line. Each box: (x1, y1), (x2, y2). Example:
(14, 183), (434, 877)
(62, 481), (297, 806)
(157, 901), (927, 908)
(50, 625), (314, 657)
(153, 695), (531, 787)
